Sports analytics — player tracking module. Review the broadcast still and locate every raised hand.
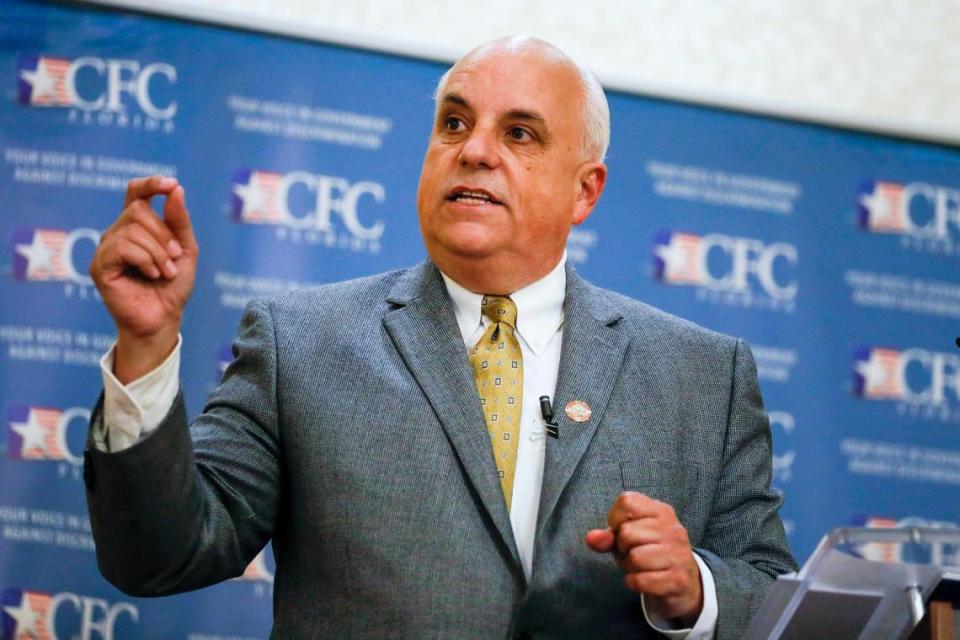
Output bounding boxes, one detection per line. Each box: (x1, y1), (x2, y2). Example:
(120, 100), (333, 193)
(90, 176), (198, 383)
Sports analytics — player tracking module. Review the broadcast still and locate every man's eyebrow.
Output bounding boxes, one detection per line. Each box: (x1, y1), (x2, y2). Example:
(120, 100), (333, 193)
(440, 94), (547, 126)
(505, 109), (547, 127)
(440, 93), (470, 109)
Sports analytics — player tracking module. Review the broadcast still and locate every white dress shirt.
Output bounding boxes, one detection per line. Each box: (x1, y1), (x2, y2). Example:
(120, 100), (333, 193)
(98, 255), (717, 638)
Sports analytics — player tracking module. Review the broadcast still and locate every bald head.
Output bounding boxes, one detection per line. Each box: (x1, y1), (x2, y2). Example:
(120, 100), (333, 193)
(435, 36), (610, 163)
(418, 35), (609, 293)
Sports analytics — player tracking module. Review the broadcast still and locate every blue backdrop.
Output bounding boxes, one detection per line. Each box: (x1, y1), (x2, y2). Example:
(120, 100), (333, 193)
(2, 1), (959, 637)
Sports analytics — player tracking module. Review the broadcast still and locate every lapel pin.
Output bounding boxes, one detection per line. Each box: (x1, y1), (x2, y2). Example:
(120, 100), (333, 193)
(565, 400), (592, 423)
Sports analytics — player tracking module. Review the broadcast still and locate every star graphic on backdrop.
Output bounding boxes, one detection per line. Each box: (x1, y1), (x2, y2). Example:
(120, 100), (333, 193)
(20, 59), (60, 102)
(11, 410), (51, 456)
(233, 178), (271, 218)
(859, 188), (896, 227)
(3, 595), (42, 638)
(855, 355), (889, 391)
(15, 234), (56, 276)
(654, 239), (688, 275)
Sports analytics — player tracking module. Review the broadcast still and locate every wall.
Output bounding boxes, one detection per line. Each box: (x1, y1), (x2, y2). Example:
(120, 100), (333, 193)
(95, 0), (960, 145)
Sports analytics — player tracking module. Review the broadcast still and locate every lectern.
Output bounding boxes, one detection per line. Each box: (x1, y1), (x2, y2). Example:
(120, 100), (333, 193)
(744, 527), (960, 639)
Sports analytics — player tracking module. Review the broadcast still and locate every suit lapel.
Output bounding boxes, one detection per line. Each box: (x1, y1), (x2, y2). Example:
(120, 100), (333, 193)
(381, 263), (522, 569)
(536, 267), (630, 536)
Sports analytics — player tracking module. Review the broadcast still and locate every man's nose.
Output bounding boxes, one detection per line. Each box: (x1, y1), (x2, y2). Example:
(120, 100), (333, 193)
(458, 126), (501, 170)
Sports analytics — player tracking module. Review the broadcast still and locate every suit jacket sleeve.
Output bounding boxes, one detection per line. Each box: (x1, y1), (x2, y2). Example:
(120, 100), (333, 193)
(694, 338), (798, 639)
(84, 299), (281, 596)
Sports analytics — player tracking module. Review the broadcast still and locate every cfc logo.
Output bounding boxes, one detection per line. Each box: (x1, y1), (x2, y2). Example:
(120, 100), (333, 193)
(7, 405), (88, 466)
(12, 227), (100, 298)
(857, 180), (960, 255)
(18, 54), (177, 132)
(652, 230), (797, 310)
(230, 169), (386, 253)
(853, 346), (960, 421)
(2, 588), (138, 640)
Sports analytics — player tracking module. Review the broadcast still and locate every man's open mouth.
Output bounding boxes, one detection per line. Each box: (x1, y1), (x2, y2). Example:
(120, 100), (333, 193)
(447, 188), (502, 205)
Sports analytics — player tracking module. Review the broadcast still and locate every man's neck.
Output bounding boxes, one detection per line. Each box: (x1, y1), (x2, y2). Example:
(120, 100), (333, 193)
(432, 251), (566, 295)
(440, 253), (567, 349)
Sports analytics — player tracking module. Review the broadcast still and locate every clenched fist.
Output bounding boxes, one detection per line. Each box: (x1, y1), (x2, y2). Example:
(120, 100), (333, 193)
(89, 176), (198, 384)
(585, 491), (704, 625)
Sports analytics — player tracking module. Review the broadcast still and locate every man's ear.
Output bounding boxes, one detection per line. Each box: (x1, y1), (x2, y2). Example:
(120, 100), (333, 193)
(572, 162), (607, 225)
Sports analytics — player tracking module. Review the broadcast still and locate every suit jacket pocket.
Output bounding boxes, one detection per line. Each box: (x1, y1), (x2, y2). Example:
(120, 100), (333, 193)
(619, 459), (699, 523)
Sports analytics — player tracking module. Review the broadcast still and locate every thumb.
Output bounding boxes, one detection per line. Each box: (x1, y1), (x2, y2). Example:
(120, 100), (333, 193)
(163, 186), (196, 251)
(585, 528), (616, 553)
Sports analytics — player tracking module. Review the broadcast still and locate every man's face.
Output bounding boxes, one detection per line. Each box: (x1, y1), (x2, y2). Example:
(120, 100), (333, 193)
(417, 47), (605, 292)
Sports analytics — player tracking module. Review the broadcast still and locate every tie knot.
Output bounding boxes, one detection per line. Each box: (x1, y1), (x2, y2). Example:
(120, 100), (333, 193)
(481, 295), (517, 328)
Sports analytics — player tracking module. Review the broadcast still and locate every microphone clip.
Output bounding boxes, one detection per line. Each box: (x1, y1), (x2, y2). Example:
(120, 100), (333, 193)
(539, 395), (560, 439)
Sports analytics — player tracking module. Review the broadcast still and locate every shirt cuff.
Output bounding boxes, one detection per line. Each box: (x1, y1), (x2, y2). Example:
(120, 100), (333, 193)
(641, 553), (718, 639)
(98, 335), (182, 452)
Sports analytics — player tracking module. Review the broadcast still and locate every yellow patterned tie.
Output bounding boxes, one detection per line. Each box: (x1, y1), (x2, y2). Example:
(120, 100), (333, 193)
(469, 295), (523, 511)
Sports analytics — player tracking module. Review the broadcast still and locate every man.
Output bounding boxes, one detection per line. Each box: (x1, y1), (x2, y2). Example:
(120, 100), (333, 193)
(85, 36), (795, 639)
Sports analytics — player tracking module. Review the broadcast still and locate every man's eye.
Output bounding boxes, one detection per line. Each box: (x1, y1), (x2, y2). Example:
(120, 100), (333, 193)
(508, 127), (531, 141)
(445, 117), (464, 131)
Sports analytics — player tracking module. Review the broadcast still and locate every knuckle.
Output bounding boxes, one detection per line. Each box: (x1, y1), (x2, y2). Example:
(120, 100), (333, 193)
(118, 203), (142, 225)
(128, 200), (156, 222)
(652, 500), (672, 517)
(126, 212), (149, 232)
(618, 492), (644, 517)
(626, 572), (649, 593)
(116, 222), (143, 244)
(94, 236), (116, 259)
(669, 522), (689, 542)
(117, 242), (135, 258)
(615, 538), (629, 556)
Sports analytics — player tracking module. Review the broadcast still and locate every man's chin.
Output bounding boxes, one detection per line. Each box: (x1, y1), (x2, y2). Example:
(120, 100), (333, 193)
(436, 248), (499, 267)
(428, 229), (507, 261)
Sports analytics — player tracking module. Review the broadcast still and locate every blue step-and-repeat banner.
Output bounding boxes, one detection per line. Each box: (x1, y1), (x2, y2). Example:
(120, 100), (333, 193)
(2, 0), (959, 637)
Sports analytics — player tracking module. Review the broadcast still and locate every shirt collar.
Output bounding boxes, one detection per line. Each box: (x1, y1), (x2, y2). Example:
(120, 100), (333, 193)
(441, 253), (566, 357)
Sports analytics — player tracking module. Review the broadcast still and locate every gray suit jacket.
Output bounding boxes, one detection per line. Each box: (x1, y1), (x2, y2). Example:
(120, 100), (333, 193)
(85, 262), (796, 639)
